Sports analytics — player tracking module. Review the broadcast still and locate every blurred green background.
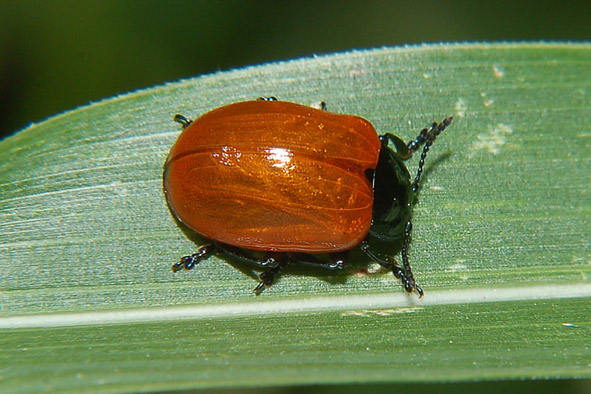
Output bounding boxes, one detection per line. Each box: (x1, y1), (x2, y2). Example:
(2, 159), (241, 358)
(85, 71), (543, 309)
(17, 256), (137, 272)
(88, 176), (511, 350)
(1, 1), (590, 393)
(1, 0), (591, 139)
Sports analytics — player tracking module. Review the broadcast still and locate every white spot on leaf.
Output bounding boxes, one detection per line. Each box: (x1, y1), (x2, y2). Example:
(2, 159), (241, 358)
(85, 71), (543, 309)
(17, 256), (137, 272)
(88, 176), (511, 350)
(341, 307), (422, 317)
(470, 123), (513, 156)
(447, 260), (470, 281)
(493, 65), (505, 78)
(455, 97), (467, 117)
(480, 91), (494, 107)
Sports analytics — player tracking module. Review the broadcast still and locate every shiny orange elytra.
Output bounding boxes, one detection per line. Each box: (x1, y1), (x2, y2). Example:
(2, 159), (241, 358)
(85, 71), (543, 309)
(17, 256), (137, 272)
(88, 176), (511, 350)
(164, 98), (452, 295)
(164, 100), (380, 252)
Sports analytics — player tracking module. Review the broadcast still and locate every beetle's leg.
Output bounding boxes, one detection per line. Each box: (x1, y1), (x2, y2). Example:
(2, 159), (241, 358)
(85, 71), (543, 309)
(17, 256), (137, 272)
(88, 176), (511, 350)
(410, 116), (453, 192)
(216, 244), (282, 268)
(327, 252), (346, 269)
(359, 240), (394, 268)
(381, 133), (413, 159)
(253, 259), (289, 295)
(173, 114), (192, 129)
(381, 255), (423, 298)
(172, 244), (217, 272)
(359, 238), (423, 297)
(292, 252), (347, 270)
(257, 96), (278, 101)
(212, 244), (289, 294)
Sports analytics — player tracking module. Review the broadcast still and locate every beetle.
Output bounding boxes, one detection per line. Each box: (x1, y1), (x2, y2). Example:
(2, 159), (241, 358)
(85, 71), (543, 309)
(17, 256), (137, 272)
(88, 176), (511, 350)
(163, 97), (452, 296)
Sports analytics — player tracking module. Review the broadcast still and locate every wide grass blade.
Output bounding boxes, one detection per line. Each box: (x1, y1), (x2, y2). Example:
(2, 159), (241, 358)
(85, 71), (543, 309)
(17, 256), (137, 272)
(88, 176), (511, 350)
(1, 42), (590, 393)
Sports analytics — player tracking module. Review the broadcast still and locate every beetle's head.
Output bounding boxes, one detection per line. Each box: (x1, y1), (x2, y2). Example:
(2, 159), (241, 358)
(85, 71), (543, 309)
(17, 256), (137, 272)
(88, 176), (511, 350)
(367, 138), (413, 240)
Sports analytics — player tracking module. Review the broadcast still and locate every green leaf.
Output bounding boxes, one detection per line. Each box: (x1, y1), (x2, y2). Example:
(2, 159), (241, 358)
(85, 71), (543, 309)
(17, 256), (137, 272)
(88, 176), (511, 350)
(1, 42), (590, 393)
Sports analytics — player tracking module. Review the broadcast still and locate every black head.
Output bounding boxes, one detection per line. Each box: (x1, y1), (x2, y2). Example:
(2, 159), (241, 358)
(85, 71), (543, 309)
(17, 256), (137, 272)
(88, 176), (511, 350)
(360, 117), (453, 296)
(367, 138), (413, 241)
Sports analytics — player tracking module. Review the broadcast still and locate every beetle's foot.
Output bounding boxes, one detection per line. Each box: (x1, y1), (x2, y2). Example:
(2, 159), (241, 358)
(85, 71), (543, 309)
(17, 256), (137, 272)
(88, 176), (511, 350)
(253, 269), (276, 295)
(171, 244), (216, 272)
(260, 256), (281, 268)
(415, 284), (424, 297)
(253, 262), (287, 295)
(327, 251), (347, 270)
(392, 265), (424, 297)
(172, 255), (195, 272)
(173, 114), (192, 129)
(328, 259), (345, 270)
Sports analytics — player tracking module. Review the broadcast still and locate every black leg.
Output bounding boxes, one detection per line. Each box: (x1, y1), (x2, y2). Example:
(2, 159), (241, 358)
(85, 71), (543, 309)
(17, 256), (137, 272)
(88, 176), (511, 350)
(359, 239), (423, 297)
(216, 244), (289, 294)
(173, 243), (289, 294)
(253, 259), (289, 295)
(172, 244), (217, 272)
(216, 244), (282, 268)
(291, 251), (347, 270)
(379, 254), (423, 297)
(359, 240), (391, 268)
(252, 251), (347, 294)
(257, 96), (278, 101)
(327, 252), (346, 269)
(381, 133), (413, 159)
(173, 114), (192, 129)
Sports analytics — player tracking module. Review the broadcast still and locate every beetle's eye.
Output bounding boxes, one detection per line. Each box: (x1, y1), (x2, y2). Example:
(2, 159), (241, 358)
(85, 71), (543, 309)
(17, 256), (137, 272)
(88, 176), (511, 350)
(365, 169), (375, 183)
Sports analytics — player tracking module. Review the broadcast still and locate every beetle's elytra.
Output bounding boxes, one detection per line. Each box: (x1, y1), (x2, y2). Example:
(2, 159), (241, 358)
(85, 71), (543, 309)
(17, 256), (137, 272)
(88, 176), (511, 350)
(164, 97), (452, 296)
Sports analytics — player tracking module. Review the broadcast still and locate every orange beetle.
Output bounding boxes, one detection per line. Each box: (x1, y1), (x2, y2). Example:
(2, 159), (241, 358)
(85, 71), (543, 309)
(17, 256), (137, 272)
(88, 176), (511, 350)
(164, 97), (452, 295)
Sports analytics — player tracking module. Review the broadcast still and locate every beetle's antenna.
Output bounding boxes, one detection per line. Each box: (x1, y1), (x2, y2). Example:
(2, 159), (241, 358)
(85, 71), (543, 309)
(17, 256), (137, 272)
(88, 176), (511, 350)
(400, 220), (423, 297)
(407, 124), (432, 154)
(411, 116), (453, 192)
